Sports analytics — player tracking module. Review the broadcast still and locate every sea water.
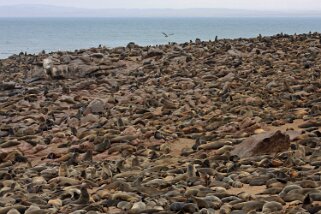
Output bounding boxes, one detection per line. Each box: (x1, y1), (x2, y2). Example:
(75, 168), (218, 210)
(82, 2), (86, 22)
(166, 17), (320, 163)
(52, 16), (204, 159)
(1, 17), (321, 59)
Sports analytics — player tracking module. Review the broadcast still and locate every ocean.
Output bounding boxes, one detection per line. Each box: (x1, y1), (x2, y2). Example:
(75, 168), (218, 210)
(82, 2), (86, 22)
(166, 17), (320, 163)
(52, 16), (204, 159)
(1, 17), (321, 59)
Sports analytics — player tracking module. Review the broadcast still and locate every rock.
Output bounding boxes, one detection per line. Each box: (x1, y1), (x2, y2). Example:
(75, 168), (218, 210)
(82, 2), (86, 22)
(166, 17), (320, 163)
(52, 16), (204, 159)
(231, 131), (290, 158)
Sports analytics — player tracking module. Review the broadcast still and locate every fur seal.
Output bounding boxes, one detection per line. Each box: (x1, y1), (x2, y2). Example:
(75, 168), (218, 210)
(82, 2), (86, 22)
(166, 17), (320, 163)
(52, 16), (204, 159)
(262, 201), (283, 213)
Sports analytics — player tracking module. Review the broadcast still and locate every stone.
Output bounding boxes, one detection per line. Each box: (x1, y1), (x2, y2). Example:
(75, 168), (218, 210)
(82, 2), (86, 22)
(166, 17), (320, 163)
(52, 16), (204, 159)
(231, 131), (290, 158)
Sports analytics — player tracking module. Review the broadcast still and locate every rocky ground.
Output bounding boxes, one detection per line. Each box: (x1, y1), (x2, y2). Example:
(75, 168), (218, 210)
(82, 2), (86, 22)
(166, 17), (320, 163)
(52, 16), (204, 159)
(0, 32), (321, 214)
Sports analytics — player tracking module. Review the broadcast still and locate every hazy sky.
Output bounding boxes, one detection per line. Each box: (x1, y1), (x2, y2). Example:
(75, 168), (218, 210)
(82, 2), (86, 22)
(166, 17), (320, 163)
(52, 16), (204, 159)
(1, 0), (321, 10)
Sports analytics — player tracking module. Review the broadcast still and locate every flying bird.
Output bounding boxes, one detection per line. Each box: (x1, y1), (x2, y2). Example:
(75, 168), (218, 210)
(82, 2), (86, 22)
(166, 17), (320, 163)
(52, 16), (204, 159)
(162, 32), (174, 37)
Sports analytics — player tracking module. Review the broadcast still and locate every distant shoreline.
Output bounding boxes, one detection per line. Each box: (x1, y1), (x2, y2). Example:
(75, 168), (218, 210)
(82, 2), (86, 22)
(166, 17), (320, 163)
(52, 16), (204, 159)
(1, 5), (321, 18)
(1, 17), (321, 60)
(1, 16), (321, 19)
(1, 31), (321, 61)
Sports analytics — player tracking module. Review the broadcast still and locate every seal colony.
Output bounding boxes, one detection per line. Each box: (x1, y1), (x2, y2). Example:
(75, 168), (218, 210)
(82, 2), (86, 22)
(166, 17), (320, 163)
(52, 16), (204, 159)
(0, 32), (321, 214)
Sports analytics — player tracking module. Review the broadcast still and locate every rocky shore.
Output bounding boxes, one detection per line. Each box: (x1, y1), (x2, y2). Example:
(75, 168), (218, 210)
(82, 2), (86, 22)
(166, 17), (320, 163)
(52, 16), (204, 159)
(0, 32), (321, 214)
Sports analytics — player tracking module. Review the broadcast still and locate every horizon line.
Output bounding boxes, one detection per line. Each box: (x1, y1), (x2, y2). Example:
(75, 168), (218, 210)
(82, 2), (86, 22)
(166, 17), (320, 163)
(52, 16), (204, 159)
(1, 4), (321, 12)
(1, 16), (321, 18)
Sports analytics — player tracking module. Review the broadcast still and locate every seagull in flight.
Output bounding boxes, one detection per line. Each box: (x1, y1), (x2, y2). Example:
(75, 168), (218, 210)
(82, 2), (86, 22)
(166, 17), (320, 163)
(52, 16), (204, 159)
(162, 32), (175, 38)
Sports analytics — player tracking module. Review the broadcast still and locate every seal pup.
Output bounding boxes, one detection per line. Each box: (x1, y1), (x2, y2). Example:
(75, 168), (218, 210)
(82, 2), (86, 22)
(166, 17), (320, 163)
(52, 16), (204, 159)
(101, 162), (113, 180)
(302, 194), (321, 214)
(83, 150), (93, 162)
(187, 164), (197, 178)
(262, 201), (283, 213)
(95, 139), (111, 153)
(59, 163), (69, 177)
(66, 152), (79, 166)
(72, 184), (90, 205)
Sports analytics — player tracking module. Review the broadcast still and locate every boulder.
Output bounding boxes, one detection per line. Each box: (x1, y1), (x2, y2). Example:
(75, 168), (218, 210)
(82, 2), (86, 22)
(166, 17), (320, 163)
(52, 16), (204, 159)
(231, 131), (290, 158)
